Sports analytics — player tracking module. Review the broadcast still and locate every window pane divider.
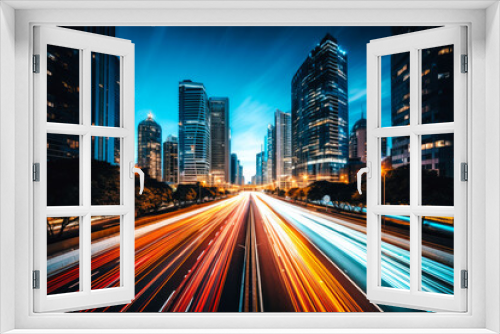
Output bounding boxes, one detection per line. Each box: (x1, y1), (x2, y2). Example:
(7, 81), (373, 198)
(373, 123), (454, 138)
(412, 123), (454, 135)
(373, 205), (455, 216)
(409, 47), (420, 295)
(46, 123), (130, 138)
(90, 206), (129, 215)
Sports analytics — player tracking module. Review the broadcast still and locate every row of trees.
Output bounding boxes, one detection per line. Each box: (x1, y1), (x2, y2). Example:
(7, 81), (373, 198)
(135, 177), (231, 217)
(267, 180), (365, 205)
(266, 166), (453, 207)
(91, 160), (231, 216)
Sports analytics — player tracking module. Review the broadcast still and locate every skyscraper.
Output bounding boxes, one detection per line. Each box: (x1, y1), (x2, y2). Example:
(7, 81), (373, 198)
(291, 33), (349, 183)
(178, 80), (210, 184)
(262, 138), (268, 184)
(230, 153), (239, 185)
(69, 27), (120, 165)
(163, 135), (178, 184)
(389, 48), (411, 170)
(275, 110), (292, 189)
(266, 124), (276, 184)
(256, 152), (263, 185)
(138, 112), (162, 181)
(390, 27), (453, 179)
(209, 97), (230, 185)
(238, 165), (244, 186)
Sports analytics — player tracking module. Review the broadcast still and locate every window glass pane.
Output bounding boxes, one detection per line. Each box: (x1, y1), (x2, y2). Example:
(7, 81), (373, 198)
(381, 52), (410, 127)
(380, 215), (410, 290)
(91, 215), (121, 290)
(91, 52), (121, 127)
(381, 136), (410, 205)
(47, 134), (80, 206)
(91, 136), (120, 205)
(421, 134), (454, 206)
(421, 216), (454, 294)
(421, 45), (454, 124)
(47, 44), (80, 124)
(47, 216), (80, 295)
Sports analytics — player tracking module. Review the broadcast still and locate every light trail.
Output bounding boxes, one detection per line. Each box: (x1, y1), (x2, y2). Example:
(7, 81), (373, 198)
(47, 192), (454, 312)
(255, 193), (454, 295)
(252, 193), (377, 312)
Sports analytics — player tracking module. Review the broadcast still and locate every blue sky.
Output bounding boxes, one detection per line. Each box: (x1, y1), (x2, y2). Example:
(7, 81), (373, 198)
(116, 26), (393, 182)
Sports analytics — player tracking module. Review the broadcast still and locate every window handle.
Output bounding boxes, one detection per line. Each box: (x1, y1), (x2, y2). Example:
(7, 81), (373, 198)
(130, 162), (144, 195)
(357, 162), (371, 195)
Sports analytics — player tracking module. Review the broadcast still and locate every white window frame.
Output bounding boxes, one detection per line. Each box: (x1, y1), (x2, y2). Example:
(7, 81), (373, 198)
(366, 26), (467, 312)
(0, 2), (498, 333)
(33, 26), (136, 312)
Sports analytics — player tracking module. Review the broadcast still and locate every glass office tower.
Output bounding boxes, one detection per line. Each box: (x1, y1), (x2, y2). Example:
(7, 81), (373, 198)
(178, 80), (210, 184)
(291, 33), (349, 183)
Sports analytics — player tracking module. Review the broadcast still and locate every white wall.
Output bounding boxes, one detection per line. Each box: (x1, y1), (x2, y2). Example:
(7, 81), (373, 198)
(0, 2), (16, 333)
(485, 2), (500, 333)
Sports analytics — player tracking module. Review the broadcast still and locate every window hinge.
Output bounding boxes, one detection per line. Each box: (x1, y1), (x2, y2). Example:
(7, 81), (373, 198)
(33, 54), (40, 73)
(461, 162), (468, 181)
(33, 163), (40, 182)
(461, 270), (468, 289)
(461, 54), (468, 73)
(33, 270), (40, 289)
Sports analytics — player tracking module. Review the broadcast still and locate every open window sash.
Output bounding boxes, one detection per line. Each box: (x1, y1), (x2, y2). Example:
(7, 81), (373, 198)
(33, 26), (135, 312)
(366, 26), (467, 312)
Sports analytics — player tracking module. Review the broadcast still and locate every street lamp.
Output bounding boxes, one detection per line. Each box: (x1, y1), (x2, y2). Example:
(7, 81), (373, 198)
(381, 168), (387, 204)
(381, 168), (388, 229)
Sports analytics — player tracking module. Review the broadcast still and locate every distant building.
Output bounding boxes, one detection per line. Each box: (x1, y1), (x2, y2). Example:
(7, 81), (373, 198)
(138, 113), (162, 181)
(256, 152), (263, 185)
(275, 110), (292, 189)
(266, 124), (276, 184)
(163, 135), (178, 184)
(262, 138), (268, 184)
(209, 97), (230, 185)
(251, 175), (256, 185)
(238, 165), (244, 186)
(291, 33), (349, 183)
(349, 116), (367, 163)
(230, 153), (239, 185)
(178, 80), (210, 184)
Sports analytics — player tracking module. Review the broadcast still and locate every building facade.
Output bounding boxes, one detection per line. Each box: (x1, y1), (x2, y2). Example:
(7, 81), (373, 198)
(70, 27), (121, 166)
(256, 151), (263, 185)
(138, 113), (162, 181)
(390, 27), (454, 179)
(230, 153), (239, 185)
(266, 124), (276, 184)
(275, 110), (292, 189)
(238, 165), (244, 186)
(163, 135), (178, 184)
(349, 117), (367, 163)
(178, 80), (210, 184)
(209, 97), (230, 185)
(291, 33), (349, 183)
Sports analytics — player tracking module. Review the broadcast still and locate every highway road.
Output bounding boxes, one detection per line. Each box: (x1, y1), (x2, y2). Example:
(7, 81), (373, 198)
(46, 192), (453, 312)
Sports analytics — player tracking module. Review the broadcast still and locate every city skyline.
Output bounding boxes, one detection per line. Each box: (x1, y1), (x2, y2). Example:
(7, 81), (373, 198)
(115, 26), (393, 182)
(45, 26), (456, 313)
